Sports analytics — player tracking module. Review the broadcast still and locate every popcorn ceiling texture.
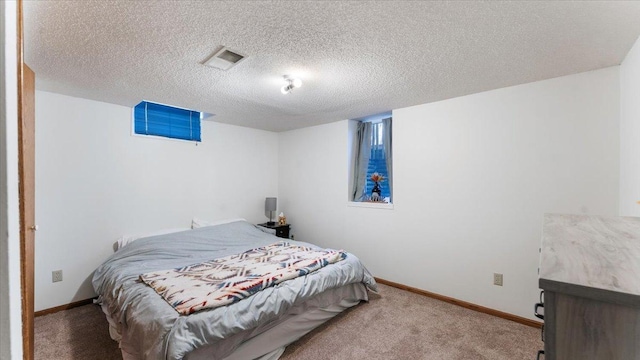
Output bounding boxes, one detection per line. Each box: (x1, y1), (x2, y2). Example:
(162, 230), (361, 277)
(23, 1), (640, 132)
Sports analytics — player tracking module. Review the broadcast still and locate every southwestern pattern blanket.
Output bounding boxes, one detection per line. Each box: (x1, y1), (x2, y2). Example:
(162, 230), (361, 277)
(140, 241), (346, 315)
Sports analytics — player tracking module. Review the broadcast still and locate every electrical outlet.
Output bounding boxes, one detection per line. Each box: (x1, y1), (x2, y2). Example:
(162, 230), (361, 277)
(493, 273), (503, 286)
(52, 270), (63, 283)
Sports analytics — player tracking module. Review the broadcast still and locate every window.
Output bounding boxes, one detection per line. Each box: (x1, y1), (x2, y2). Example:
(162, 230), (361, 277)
(133, 101), (202, 142)
(350, 116), (392, 203)
(365, 121), (391, 199)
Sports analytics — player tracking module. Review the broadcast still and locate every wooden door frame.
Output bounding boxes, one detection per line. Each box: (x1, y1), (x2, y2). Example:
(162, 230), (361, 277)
(17, 0), (35, 358)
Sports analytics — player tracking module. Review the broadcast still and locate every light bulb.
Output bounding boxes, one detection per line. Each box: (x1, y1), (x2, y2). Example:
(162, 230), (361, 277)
(280, 75), (301, 94)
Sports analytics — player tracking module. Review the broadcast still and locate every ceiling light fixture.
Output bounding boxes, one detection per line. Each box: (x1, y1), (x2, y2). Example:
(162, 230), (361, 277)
(281, 76), (302, 94)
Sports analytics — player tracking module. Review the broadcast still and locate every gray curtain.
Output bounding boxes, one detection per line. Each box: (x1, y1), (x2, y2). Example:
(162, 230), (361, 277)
(382, 117), (393, 202)
(350, 121), (372, 201)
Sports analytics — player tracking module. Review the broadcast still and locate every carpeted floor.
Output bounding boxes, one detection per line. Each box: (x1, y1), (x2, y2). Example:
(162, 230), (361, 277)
(35, 284), (542, 359)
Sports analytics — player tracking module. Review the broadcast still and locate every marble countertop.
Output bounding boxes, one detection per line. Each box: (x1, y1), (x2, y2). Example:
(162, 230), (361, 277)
(539, 214), (640, 298)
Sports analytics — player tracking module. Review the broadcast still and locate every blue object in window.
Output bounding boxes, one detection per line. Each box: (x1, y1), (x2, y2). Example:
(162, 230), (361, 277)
(365, 148), (390, 199)
(365, 122), (390, 199)
(134, 101), (201, 141)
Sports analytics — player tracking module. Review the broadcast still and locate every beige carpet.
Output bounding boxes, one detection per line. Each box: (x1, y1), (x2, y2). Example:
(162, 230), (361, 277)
(35, 284), (542, 359)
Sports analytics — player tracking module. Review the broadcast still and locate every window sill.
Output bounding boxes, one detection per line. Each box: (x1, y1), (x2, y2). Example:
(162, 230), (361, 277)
(131, 132), (201, 144)
(347, 201), (394, 210)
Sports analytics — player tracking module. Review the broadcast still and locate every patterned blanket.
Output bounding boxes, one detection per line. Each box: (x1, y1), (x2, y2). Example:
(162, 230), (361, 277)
(140, 241), (346, 315)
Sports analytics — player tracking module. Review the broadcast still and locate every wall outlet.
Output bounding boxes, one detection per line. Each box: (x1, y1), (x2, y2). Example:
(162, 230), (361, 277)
(493, 273), (503, 286)
(52, 270), (63, 283)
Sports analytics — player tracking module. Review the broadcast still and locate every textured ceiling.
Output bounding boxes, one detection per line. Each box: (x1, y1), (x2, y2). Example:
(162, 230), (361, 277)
(24, 1), (640, 132)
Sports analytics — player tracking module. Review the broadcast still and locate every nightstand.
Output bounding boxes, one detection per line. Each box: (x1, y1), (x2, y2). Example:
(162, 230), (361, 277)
(258, 223), (291, 239)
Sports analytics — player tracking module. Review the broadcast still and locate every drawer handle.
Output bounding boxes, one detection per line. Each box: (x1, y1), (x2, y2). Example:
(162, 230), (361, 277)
(539, 290), (544, 304)
(541, 324), (544, 342)
(537, 350), (545, 359)
(534, 303), (544, 320)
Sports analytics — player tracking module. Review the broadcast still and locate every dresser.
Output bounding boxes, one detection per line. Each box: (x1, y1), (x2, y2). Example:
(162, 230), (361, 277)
(538, 214), (640, 359)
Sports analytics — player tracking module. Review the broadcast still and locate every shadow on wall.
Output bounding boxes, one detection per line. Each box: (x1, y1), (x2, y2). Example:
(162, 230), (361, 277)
(73, 274), (95, 304)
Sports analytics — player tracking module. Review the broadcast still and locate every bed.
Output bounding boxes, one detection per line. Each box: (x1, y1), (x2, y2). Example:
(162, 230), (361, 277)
(92, 220), (377, 360)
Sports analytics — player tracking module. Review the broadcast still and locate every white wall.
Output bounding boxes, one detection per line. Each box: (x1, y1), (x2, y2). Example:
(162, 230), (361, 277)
(35, 91), (279, 311)
(0, 1), (23, 358)
(279, 67), (620, 320)
(620, 35), (640, 216)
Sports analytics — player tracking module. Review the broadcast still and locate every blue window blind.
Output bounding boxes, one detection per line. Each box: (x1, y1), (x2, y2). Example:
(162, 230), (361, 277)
(365, 122), (390, 199)
(134, 101), (201, 141)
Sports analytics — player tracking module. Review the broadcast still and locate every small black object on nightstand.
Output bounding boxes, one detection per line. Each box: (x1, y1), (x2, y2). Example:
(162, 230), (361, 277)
(258, 222), (291, 239)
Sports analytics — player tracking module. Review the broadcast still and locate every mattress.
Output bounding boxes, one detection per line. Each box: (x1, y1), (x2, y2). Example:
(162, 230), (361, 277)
(92, 221), (376, 359)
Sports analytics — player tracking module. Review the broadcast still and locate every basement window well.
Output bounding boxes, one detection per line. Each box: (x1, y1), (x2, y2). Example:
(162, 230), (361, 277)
(132, 101), (202, 142)
(348, 112), (393, 208)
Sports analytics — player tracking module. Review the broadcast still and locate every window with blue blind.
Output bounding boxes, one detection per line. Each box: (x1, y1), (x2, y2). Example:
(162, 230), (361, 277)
(349, 116), (393, 204)
(365, 121), (391, 199)
(133, 101), (202, 142)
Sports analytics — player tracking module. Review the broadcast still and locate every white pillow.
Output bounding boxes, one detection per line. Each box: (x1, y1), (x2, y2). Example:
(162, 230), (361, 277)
(191, 217), (246, 229)
(114, 227), (191, 251)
